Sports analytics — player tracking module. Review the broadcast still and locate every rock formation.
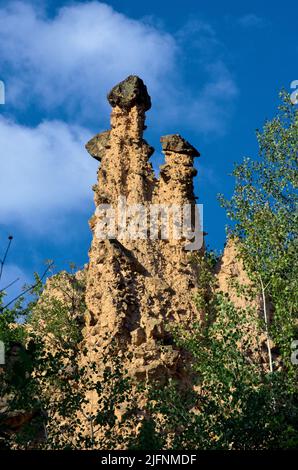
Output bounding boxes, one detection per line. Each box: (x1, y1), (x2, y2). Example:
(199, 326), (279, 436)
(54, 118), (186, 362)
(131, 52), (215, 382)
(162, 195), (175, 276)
(84, 75), (202, 380)
(216, 237), (255, 310)
(215, 237), (269, 367)
(0, 77), (278, 448)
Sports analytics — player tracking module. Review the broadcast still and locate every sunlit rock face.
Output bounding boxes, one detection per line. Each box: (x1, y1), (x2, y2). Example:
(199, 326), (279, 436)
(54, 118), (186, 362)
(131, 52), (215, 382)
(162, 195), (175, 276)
(84, 75), (202, 381)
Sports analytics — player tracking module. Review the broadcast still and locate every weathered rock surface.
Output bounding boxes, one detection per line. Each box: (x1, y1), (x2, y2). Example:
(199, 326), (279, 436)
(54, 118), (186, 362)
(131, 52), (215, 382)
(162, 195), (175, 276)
(1, 77), (273, 448)
(84, 75), (201, 381)
(86, 131), (110, 162)
(215, 237), (269, 367)
(107, 75), (151, 111)
(216, 237), (254, 310)
(160, 134), (200, 156)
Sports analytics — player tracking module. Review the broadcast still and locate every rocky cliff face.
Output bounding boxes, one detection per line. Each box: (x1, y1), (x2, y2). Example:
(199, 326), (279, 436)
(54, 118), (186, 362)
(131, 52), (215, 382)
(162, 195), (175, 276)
(0, 77), (272, 446)
(84, 75), (202, 380)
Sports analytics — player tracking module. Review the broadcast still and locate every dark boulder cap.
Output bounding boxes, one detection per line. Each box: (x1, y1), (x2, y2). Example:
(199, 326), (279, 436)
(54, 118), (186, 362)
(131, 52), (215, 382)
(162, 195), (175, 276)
(107, 75), (151, 111)
(160, 134), (200, 157)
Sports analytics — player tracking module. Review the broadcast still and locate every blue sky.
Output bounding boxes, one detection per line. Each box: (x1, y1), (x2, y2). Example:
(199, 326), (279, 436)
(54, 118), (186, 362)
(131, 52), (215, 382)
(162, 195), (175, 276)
(0, 0), (297, 296)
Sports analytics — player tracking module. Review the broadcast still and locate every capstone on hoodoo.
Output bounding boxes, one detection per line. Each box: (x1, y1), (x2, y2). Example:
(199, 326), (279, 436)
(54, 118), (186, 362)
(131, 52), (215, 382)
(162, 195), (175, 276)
(84, 75), (201, 380)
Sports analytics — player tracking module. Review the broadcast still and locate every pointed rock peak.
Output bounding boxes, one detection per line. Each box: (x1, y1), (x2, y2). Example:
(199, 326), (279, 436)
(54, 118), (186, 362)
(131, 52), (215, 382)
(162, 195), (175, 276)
(107, 75), (151, 111)
(160, 134), (200, 157)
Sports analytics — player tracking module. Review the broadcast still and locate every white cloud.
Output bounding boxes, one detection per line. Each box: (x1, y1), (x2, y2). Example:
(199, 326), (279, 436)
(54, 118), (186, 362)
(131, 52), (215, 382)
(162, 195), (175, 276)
(0, 1), (176, 123)
(0, 116), (96, 229)
(0, 1), (237, 133)
(0, 1), (239, 235)
(237, 14), (266, 29)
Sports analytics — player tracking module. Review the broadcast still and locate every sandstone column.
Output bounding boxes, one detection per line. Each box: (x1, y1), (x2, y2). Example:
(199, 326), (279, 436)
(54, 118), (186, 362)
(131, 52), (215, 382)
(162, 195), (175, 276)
(84, 76), (202, 380)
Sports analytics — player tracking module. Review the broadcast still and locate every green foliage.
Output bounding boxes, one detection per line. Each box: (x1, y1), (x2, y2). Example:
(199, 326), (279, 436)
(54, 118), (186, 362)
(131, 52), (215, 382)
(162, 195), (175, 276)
(27, 268), (85, 348)
(149, 94), (298, 450)
(149, 257), (298, 449)
(131, 418), (164, 450)
(0, 266), (139, 450)
(1, 91), (297, 450)
(219, 91), (298, 367)
(27, 338), (138, 449)
(0, 292), (27, 347)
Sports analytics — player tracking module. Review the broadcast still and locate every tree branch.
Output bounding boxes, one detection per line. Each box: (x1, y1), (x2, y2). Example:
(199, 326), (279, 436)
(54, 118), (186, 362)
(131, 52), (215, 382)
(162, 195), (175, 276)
(0, 262), (54, 312)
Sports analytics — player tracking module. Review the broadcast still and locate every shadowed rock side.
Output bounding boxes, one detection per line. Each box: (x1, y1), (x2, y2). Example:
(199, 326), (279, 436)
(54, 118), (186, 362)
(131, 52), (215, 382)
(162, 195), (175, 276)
(84, 75), (201, 381)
